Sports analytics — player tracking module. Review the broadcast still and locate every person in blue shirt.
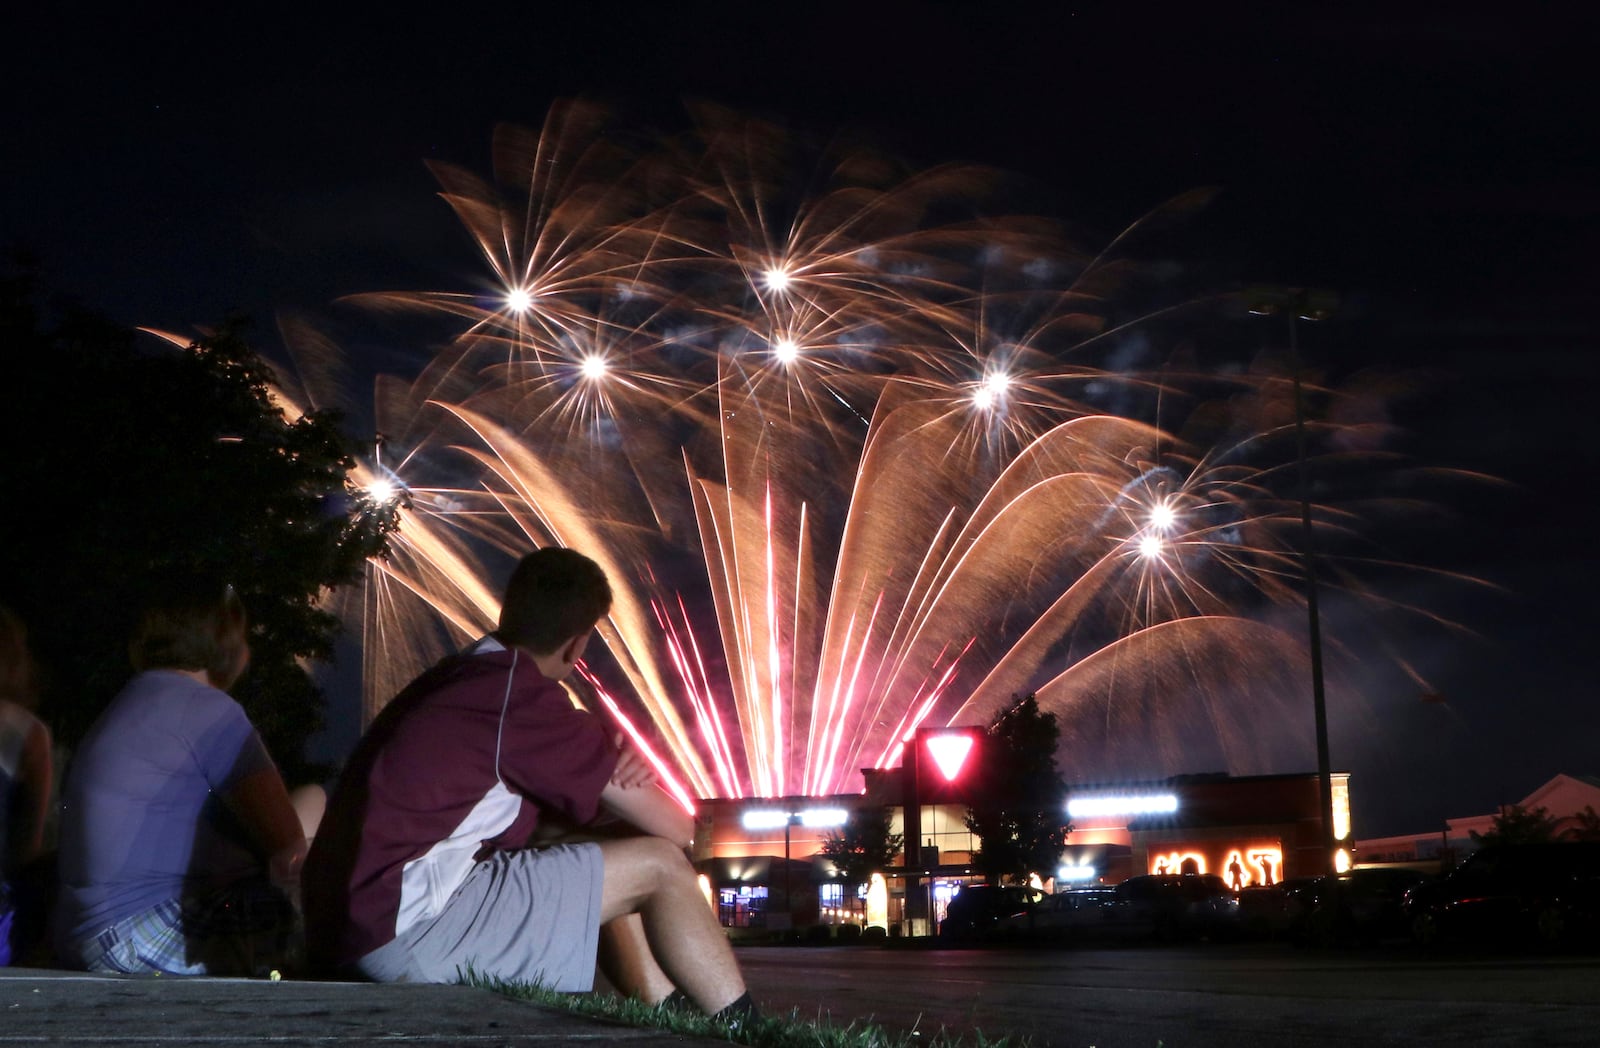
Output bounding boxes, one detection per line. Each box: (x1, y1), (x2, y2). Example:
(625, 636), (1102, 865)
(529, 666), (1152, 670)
(54, 580), (320, 975)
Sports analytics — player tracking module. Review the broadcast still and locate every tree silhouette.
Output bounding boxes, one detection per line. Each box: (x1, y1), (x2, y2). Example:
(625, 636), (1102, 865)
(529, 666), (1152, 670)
(819, 807), (904, 889)
(0, 262), (392, 779)
(1561, 805), (1600, 842)
(1471, 804), (1559, 847)
(965, 694), (1070, 883)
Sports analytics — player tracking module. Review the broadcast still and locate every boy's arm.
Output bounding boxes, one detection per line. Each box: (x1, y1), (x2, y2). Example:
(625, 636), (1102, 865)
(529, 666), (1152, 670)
(597, 781), (694, 849)
(523, 734), (687, 848)
(608, 737), (657, 790)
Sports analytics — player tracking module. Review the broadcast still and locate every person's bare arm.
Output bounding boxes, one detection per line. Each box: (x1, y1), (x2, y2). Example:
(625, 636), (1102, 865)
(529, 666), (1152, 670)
(580, 737), (658, 831)
(608, 736), (657, 790)
(598, 780), (693, 849)
(5, 720), (51, 872)
(222, 766), (309, 894)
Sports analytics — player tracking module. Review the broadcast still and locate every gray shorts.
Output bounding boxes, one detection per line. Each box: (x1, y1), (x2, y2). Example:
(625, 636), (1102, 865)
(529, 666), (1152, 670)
(356, 843), (603, 990)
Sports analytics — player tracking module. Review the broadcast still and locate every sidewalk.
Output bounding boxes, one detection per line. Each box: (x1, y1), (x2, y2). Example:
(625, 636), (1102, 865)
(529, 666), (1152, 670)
(0, 967), (719, 1046)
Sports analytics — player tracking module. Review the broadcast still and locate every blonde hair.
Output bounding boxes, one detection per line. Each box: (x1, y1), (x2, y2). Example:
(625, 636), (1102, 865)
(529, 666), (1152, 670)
(128, 580), (249, 687)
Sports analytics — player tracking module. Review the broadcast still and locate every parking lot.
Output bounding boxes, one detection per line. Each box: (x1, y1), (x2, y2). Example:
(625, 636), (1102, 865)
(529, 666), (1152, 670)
(936, 848), (1600, 953)
(737, 939), (1600, 1048)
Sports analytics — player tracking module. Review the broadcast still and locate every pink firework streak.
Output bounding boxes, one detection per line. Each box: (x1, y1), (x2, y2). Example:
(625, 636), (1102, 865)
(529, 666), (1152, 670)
(876, 642), (973, 772)
(651, 594), (743, 798)
(807, 592), (883, 796)
(577, 664), (698, 815)
(764, 482), (786, 797)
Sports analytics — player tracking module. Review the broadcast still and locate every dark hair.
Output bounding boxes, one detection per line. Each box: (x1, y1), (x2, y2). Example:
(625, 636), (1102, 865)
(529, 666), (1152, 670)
(496, 548), (612, 655)
(128, 578), (249, 686)
(0, 604), (38, 711)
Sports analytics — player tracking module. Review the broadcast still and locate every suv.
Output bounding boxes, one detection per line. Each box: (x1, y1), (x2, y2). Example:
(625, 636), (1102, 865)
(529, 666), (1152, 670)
(939, 884), (1043, 943)
(1298, 867), (1428, 946)
(1238, 876), (1322, 941)
(1101, 874), (1240, 942)
(998, 887), (1116, 943)
(1405, 842), (1600, 948)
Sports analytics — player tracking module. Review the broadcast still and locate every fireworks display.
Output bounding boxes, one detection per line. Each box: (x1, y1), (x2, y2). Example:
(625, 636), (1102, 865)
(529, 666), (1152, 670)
(322, 101), (1407, 801)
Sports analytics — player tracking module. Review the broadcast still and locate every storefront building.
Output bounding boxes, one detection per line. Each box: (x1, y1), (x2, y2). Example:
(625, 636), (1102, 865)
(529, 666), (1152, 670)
(1354, 772), (1600, 871)
(692, 767), (1352, 932)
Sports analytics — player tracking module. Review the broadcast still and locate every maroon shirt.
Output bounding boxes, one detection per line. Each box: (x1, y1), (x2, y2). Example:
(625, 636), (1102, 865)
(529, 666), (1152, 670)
(305, 644), (618, 968)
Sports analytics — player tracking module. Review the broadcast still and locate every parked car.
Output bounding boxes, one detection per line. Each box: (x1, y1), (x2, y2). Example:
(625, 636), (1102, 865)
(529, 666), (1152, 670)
(1098, 874), (1240, 942)
(1237, 877), (1320, 941)
(939, 884), (1043, 943)
(1298, 867), (1429, 946)
(997, 887), (1116, 943)
(1405, 842), (1600, 948)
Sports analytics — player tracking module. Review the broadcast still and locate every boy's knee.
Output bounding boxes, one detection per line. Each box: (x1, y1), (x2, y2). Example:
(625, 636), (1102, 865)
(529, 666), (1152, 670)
(638, 836), (693, 881)
(603, 836), (694, 904)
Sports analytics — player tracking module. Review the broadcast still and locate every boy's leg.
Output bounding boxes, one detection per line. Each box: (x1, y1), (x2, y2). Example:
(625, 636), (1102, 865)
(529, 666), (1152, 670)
(597, 836), (746, 1015)
(597, 913), (676, 1004)
(362, 846), (603, 988)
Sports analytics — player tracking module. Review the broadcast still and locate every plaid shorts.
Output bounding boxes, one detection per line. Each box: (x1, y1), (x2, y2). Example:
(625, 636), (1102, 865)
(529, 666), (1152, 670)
(76, 878), (298, 977)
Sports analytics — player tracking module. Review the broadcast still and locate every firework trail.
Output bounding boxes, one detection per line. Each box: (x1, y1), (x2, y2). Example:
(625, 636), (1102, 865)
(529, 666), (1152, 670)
(329, 102), (1449, 799)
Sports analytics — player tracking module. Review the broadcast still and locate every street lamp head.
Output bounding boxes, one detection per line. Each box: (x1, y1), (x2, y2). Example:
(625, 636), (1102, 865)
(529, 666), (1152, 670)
(1295, 289), (1339, 322)
(1242, 286), (1339, 321)
(1242, 285), (1288, 317)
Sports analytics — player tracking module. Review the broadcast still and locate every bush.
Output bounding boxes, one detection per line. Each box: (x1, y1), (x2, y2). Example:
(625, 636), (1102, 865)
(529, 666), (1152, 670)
(835, 923), (863, 943)
(803, 924), (833, 945)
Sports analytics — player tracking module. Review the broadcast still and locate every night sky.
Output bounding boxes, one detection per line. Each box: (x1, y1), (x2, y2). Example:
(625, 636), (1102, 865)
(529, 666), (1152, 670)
(6, 6), (1597, 838)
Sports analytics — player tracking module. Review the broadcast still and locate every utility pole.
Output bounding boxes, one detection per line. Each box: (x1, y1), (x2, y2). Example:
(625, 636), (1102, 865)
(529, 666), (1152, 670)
(1247, 286), (1341, 875)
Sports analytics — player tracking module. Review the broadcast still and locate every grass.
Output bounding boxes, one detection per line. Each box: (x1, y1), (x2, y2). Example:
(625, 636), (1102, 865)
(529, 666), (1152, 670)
(462, 968), (1033, 1048)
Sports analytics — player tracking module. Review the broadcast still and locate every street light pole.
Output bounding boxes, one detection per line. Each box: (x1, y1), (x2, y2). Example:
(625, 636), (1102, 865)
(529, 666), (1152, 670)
(783, 811), (796, 929)
(1248, 286), (1339, 875)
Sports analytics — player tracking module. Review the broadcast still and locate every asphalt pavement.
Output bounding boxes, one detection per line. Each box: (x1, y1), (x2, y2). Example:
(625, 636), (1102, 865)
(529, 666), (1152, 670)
(736, 941), (1600, 1048)
(0, 967), (720, 1046)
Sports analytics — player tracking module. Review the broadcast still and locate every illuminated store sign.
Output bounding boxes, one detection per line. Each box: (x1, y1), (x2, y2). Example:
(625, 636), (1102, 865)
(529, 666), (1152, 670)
(740, 808), (850, 830)
(1067, 793), (1179, 818)
(1149, 843), (1284, 888)
(1149, 850), (1208, 876)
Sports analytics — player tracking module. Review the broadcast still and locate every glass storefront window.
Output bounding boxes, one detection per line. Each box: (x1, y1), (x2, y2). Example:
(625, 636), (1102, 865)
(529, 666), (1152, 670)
(718, 885), (769, 927)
